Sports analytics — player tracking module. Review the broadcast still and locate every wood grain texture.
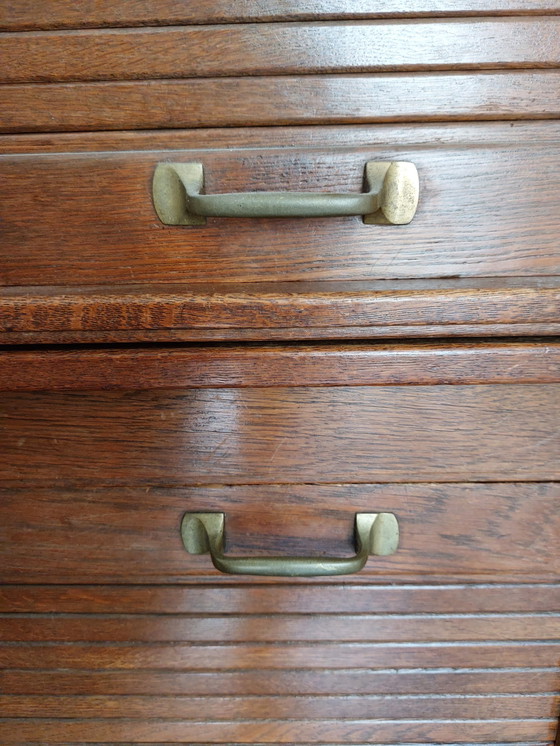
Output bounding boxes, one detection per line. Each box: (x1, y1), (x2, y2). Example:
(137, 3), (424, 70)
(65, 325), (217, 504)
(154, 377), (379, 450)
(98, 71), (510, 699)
(0, 717), (555, 742)
(4, 322), (560, 345)
(0, 743), (547, 746)
(1, 341), (559, 390)
(1, 279), (559, 339)
(3, 583), (558, 613)
(1, 583), (556, 743)
(1, 120), (556, 154)
(1, 484), (558, 582)
(2, 126), (560, 285)
(2, 71), (560, 133)
(3, 19), (560, 84)
(2, 1), (560, 31)
(3, 613), (559, 643)
(1, 386), (558, 487)
(3, 666), (558, 696)
(1, 641), (557, 670)
(1, 694), (557, 719)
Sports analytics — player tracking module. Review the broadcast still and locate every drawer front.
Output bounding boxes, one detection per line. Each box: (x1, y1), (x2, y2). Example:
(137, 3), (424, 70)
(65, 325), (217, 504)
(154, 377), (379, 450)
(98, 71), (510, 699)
(1, 483), (558, 584)
(1, 123), (560, 287)
(1, 342), (558, 583)
(1, 343), (559, 743)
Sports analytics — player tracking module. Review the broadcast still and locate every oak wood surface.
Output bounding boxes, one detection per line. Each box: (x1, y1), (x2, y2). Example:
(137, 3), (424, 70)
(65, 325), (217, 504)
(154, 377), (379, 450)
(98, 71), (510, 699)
(5, 322), (560, 344)
(2, 127), (560, 285)
(0, 119), (560, 153)
(1, 11), (558, 746)
(0, 717), (555, 742)
(1, 386), (558, 486)
(2, 279), (559, 342)
(2, 1), (560, 31)
(3, 19), (560, 85)
(1, 484), (558, 582)
(1, 341), (559, 390)
(3, 613), (558, 643)
(2, 583), (558, 613)
(3, 71), (560, 134)
(1, 120), (556, 153)
(1, 693), (556, 719)
(2, 640), (557, 671)
(2, 666), (557, 696)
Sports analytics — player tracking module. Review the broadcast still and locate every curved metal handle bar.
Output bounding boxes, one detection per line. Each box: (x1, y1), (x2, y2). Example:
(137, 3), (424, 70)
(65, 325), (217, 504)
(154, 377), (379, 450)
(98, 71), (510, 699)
(181, 512), (399, 577)
(153, 161), (419, 226)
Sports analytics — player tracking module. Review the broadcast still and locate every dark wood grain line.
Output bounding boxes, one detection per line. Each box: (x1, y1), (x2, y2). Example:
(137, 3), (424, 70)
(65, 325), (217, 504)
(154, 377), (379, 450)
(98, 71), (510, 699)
(2, 72), (560, 133)
(1, 342), (559, 390)
(2, 1), (560, 32)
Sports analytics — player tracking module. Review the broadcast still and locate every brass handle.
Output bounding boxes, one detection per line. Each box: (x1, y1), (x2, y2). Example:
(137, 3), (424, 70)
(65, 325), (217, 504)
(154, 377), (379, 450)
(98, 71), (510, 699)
(153, 161), (419, 226)
(181, 512), (399, 577)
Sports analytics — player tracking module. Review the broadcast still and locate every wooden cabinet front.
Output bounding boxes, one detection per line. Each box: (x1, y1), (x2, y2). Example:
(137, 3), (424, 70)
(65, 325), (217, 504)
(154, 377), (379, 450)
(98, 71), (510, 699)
(0, 343), (558, 742)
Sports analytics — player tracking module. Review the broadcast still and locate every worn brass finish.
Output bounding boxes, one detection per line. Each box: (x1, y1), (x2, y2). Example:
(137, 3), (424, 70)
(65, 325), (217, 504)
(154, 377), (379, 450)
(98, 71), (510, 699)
(153, 161), (419, 226)
(180, 512), (400, 577)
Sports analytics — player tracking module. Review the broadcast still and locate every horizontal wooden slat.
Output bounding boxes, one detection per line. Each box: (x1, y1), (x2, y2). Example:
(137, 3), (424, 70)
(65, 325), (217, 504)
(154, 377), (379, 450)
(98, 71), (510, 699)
(3, 129), (560, 287)
(2, 613), (558, 643)
(14, 119), (560, 154)
(4, 323), (560, 345)
(2, 642), (558, 670)
(0, 484), (558, 582)
(1, 279), (559, 340)
(0, 716), (555, 742)
(0, 386), (558, 487)
(2, 71), (560, 134)
(1, 342), (559, 391)
(0, 693), (556, 719)
(3, 20), (560, 84)
(3, 743), (548, 746)
(3, 584), (558, 614)
(0, 16), (560, 83)
(2, 1), (560, 31)
(2, 668), (557, 696)
(0, 741), (548, 746)
(1, 120), (558, 154)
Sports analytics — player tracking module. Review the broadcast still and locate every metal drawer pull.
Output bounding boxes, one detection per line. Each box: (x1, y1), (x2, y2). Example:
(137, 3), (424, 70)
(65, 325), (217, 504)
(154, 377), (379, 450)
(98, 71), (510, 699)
(153, 161), (419, 226)
(181, 512), (399, 577)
